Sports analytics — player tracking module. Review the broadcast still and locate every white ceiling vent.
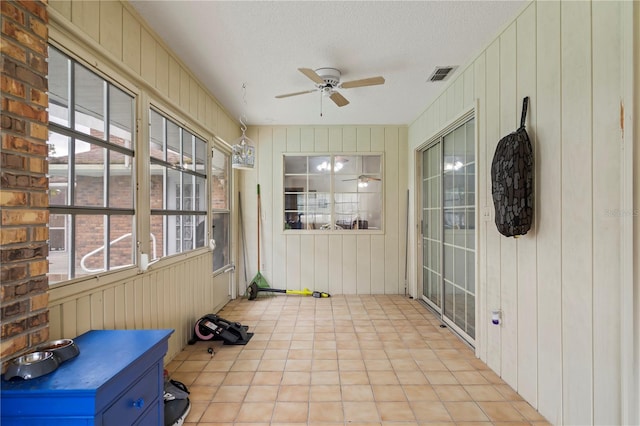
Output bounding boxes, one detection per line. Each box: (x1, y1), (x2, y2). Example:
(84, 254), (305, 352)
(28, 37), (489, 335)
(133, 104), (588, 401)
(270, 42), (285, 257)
(428, 66), (457, 82)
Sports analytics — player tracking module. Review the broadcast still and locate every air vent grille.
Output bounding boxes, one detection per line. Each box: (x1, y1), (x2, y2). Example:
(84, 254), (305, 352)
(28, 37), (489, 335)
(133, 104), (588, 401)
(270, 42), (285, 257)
(428, 66), (457, 82)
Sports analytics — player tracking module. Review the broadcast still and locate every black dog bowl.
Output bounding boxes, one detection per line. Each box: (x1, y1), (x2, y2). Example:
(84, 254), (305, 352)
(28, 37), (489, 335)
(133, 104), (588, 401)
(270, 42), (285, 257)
(36, 339), (79, 363)
(3, 351), (59, 380)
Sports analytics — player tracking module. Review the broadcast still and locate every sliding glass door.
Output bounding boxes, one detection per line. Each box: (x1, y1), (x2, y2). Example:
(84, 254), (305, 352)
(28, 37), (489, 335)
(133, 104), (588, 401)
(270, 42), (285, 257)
(421, 117), (476, 343)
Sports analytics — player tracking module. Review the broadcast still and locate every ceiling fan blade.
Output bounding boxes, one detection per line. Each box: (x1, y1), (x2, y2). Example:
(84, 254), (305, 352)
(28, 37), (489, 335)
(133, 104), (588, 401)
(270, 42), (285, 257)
(275, 89), (317, 99)
(298, 68), (324, 85)
(330, 91), (349, 107)
(340, 76), (385, 89)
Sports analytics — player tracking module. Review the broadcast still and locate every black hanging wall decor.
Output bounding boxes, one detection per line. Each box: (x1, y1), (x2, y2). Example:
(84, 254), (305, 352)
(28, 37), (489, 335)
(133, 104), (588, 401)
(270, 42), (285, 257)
(490, 97), (534, 237)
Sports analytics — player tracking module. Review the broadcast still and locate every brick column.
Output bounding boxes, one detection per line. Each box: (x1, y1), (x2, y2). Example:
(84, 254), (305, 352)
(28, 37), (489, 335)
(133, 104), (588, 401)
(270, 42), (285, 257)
(1, 0), (49, 366)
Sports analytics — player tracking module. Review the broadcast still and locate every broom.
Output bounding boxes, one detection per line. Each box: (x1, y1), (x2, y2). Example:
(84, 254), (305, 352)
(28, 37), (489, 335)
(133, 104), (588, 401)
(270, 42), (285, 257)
(249, 184), (270, 289)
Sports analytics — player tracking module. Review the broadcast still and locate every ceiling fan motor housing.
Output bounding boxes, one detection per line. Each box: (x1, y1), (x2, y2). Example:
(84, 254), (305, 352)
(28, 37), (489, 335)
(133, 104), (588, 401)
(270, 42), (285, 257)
(315, 68), (341, 88)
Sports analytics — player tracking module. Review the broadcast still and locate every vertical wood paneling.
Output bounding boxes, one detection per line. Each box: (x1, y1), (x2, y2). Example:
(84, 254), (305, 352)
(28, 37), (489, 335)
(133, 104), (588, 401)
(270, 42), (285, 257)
(498, 23), (518, 387)
(125, 280), (136, 329)
(61, 300), (77, 339)
(189, 79), (198, 118)
(48, 305), (61, 339)
(71, 1), (99, 42)
(179, 69), (190, 112)
(342, 235), (357, 294)
(286, 235), (301, 291)
(272, 128), (288, 289)
(77, 295), (91, 335)
(515, 5), (538, 406)
(168, 57), (180, 103)
(90, 292), (104, 330)
(591, 2), (622, 423)
(300, 127), (314, 152)
(300, 235), (315, 290)
(384, 127), (400, 294)
(356, 127), (371, 152)
(50, 1), (71, 20)
(314, 235), (329, 293)
(535, 2), (563, 421)
(343, 127), (357, 151)
(463, 65), (475, 108)
(328, 128), (343, 152)
(484, 39), (502, 374)
(155, 46), (169, 95)
(197, 90), (206, 124)
(286, 127), (301, 152)
(99, 1), (122, 60)
(122, 8), (140, 74)
(258, 128), (274, 279)
(474, 51), (488, 361)
(314, 128), (329, 152)
(114, 284), (125, 329)
(328, 235), (343, 295)
(103, 287), (115, 328)
(371, 127), (385, 152)
(561, 2), (593, 424)
(356, 235), (371, 294)
(140, 28), (156, 86)
(371, 235), (385, 294)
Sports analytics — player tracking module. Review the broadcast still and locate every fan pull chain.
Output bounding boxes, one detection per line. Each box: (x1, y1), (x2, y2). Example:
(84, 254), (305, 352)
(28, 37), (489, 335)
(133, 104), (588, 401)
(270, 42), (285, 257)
(320, 92), (323, 117)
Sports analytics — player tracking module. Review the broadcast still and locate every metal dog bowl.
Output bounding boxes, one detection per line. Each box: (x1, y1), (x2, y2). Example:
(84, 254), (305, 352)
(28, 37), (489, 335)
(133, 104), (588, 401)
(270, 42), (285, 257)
(36, 339), (79, 363)
(3, 351), (59, 380)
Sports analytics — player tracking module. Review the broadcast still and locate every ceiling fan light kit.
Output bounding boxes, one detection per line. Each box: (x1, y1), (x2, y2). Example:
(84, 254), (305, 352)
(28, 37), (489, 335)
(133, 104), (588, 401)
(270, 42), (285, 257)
(276, 67), (385, 115)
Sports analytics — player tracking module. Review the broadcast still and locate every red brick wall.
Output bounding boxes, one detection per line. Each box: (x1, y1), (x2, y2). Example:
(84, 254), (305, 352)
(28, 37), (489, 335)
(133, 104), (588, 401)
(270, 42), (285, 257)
(0, 0), (49, 366)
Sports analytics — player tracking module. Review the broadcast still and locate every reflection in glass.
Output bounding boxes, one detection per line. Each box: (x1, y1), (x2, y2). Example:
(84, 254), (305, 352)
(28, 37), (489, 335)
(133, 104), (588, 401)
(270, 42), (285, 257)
(74, 64), (105, 138)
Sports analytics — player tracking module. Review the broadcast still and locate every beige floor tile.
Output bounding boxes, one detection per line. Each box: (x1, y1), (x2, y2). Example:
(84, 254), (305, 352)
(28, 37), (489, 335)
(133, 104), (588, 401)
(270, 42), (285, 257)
(365, 359), (393, 370)
(281, 371), (311, 385)
(257, 359), (286, 371)
(417, 359), (449, 371)
(244, 385), (279, 402)
(402, 384), (440, 401)
(339, 359), (366, 371)
(288, 349), (313, 359)
(395, 370), (429, 385)
(463, 384), (506, 401)
(512, 400), (547, 421)
(169, 371), (199, 386)
(184, 400), (207, 423)
(338, 349), (363, 359)
(187, 385), (217, 401)
(494, 384), (525, 401)
(175, 359), (208, 372)
(425, 371), (459, 385)
(410, 400), (453, 422)
(230, 359), (260, 371)
(272, 401), (309, 423)
(311, 370), (340, 385)
(308, 401), (344, 422)
(361, 349), (389, 360)
(289, 340), (313, 349)
(478, 401), (527, 421)
(221, 371), (254, 385)
(368, 371), (400, 385)
(314, 339), (337, 350)
(452, 370), (490, 385)
(277, 385), (310, 401)
(285, 359), (312, 371)
(340, 370), (370, 385)
(211, 385), (248, 403)
(343, 401), (381, 422)
(235, 402), (275, 422)
(372, 384), (407, 401)
(312, 358), (339, 371)
(200, 402), (241, 422)
(237, 349), (264, 360)
(342, 384), (375, 401)
(377, 401), (416, 422)
(444, 401), (490, 422)
(203, 359), (234, 372)
(309, 384), (341, 401)
(434, 385), (473, 401)
(262, 349), (289, 359)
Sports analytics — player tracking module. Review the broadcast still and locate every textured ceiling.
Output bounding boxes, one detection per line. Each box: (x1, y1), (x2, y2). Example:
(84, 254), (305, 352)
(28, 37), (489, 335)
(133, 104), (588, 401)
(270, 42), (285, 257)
(130, 1), (527, 126)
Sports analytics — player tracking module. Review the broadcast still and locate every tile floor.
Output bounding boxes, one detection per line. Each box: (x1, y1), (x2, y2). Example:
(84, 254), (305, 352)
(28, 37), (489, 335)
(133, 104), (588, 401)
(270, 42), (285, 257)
(165, 294), (550, 425)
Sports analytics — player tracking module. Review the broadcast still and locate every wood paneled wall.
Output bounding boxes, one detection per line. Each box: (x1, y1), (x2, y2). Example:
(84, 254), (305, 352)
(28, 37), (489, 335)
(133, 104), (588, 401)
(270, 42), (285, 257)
(237, 126), (408, 296)
(408, 2), (636, 424)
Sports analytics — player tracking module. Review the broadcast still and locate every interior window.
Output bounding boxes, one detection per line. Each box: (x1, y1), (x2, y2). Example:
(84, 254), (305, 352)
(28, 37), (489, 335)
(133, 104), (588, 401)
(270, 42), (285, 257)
(284, 154), (383, 231)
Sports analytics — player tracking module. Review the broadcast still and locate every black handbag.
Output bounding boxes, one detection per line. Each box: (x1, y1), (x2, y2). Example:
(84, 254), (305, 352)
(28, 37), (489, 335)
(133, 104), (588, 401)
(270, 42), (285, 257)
(491, 97), (534, 237)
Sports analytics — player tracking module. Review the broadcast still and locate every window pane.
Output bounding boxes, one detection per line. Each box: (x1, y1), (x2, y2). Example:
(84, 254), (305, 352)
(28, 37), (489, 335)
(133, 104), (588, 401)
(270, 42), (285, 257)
(109, 150), (133, 208)
(195, 215), (206, 248)
(75, 215), (106, 277)
(110, 215), (134, 270)
(308, 175), (330, 192)
(211, 148), (229, 209)
(48, 132), (70, 206)
(195, 137), (206, 173)
(74, 143), (105, 207)
(309, 156), (330, 173)
(212, 212), (229, 271)
(48, 48), (70, 127)
(149, 109), (164, 160)
(166, 168), (180, 210)
(334, 155), (356, 175)
(150, 215), (165, 259)
(362, 155), (381, 174)
(74, 63), (105, 138)
(182, 129), (193, 169)
(109, 85), (134, 149)
(167, 120), (180, 167)
(48, 214), (71, 284)
(284, 156), (307, 174)
(150, 165), (165, 209)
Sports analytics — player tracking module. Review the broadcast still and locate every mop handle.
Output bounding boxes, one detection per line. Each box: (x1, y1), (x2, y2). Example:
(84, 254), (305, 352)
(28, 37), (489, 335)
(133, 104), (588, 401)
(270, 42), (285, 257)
(257, 184), (261, 272)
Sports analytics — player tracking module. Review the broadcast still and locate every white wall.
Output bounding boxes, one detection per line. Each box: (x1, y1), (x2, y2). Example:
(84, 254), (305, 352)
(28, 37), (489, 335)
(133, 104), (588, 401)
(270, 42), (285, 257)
(237, 126), (408, 296)
(408, 1), (638, 424)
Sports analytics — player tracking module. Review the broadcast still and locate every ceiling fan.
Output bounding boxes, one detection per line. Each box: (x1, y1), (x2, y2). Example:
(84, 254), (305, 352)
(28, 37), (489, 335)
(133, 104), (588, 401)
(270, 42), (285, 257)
(275, 68), (385, 110)
(343, 175), (382, 187)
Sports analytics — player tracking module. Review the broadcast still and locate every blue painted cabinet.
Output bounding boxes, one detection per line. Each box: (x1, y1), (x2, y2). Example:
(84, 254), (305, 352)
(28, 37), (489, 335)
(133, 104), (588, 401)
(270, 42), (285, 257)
(1, 329), (173, 425)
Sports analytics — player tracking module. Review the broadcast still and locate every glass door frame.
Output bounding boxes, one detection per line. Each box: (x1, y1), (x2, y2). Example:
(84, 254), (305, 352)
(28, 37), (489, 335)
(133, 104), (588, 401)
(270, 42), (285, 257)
(416, 107), (478, 346)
